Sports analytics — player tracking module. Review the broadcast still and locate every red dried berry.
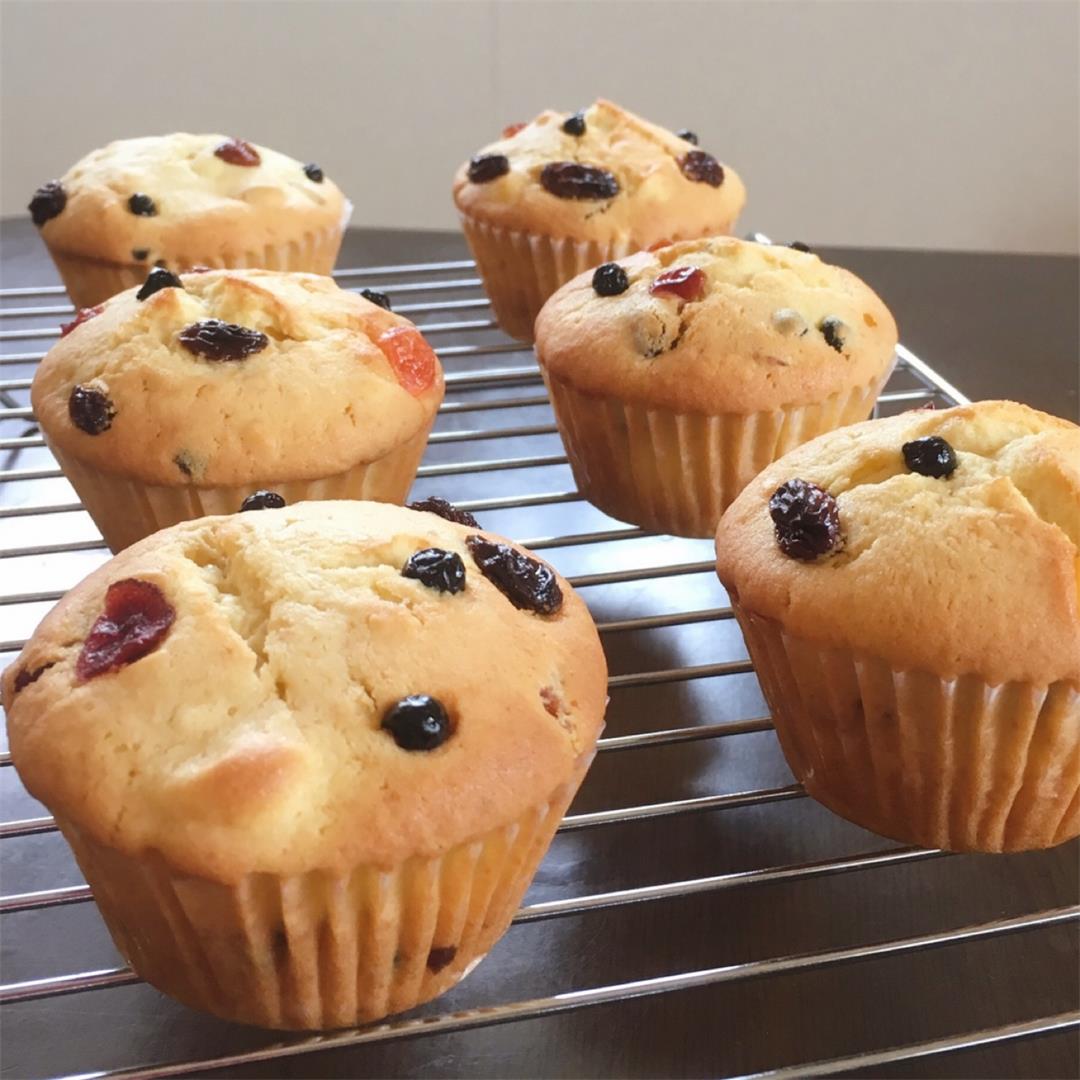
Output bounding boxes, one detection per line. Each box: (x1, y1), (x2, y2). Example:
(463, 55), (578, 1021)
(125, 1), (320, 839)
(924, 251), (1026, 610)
(540, 162), (619, 200)
(650, 266), (706, 302)
(768, 479), (842, 561)
(76, 579), (176, 682)
(680, 150), (725, 187)
(214, 138), (261, 167)
(178, 320), (269, 361)
(466, 535), (562, 615)
(60, 305), (104, 337)
(376, 326), (437, 395)
(502, 122), (526, 138)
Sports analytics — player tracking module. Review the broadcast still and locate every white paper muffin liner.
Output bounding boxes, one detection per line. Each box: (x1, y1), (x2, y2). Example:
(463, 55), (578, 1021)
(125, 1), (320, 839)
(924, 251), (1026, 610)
(541, 371), (890, 538)
(732, 605), (1080, 852)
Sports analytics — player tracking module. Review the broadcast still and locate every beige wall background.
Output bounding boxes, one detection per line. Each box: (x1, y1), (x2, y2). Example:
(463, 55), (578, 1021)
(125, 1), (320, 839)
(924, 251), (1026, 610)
(2, 0), (1077, 254)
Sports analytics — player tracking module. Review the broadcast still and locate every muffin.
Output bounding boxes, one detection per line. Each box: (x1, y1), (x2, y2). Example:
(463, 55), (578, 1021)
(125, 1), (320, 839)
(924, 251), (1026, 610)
(453, 99), (746, 341)
(32, 268), (443, 552)
(2, 499), (607, 1029)
(715, 401), (1080, 853)
(28, 134), (351, 307)
(534, 237), (898, 538)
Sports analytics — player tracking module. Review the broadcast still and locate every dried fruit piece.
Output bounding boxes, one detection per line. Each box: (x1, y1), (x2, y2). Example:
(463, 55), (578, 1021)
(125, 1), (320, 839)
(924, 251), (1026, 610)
(902, 436), (957, 478)
(69, 385), (116, 435)
(376, 326), (437, 395)
(466, 535), (562, 614)
(788, 241), (812, 253)
(540, 162), (619, 200)
(819, 316), (848, 353)
(132, 249), (150, 262)
(676, 129), (699, 145)
(60, 305), (104, 337)
(29, 181), (66, 226)
(240, 490), (286, 511)
(768, 479), (842, 561)
(467, 154), (510, 183)
(402, 548), (466, 594)
(408, 496), (479, 528)
(12, 660), (55, 694)
(382, 695), (452, 751)
(360, 288), (392, 310)
(592, 262), (630, 297)
(76, 579), (176, 682)
(562, 111), (586, 136)
(303, 163), (324, 183)
(136, 267), (183, 301)
(128, 192), (157, 216)
(679, 150), (724, 187)
(178, 320), (269, 361)
(502, 122), (526, 138)
(214, 138), (261, 166)
(650, 265), (706, 302)
(427, 946), (457, 972)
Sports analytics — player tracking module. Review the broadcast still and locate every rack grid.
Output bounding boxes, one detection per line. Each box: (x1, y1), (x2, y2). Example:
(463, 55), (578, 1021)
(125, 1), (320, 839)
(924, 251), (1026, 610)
(0, 244), (1077, 1079)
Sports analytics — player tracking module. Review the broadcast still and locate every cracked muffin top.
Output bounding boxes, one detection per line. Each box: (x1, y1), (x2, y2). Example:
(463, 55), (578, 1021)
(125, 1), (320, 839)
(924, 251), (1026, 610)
(716, 401), (1080, 684)
(452, 99), (745, 245)
(533, 237), (898, 414)
(31, 269), (444, 486)
(28, 133), (349, 267)
(2, 500), (608, 880)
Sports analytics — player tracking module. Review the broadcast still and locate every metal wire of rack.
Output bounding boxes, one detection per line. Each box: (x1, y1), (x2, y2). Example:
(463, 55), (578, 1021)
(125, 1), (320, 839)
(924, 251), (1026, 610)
(0, 246), (1077, 1080)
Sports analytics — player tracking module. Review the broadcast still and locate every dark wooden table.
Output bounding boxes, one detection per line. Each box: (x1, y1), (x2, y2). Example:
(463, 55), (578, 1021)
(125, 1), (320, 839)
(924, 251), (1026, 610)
(0, 223), (1077, 1079)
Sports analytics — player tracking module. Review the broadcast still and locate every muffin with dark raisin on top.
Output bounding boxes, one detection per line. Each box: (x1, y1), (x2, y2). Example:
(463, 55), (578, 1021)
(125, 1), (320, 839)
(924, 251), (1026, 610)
(32, 268), (443, 551)
(2, 499), (607, 1029)
(452, 99), (745, 341)
(28, 133), (350, 307)
(715, 401), (1080, 853)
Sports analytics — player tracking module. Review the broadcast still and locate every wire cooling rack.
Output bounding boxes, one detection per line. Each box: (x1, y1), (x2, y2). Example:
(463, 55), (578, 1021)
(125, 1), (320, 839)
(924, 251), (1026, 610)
(0, 243), (1077, 1079)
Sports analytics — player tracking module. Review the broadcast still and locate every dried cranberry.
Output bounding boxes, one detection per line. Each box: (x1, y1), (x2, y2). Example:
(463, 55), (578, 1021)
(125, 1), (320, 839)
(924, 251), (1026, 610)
(540, 162), (619, 200)
(467, 154), (510, 183)
(12, 661), (55, 694)
(60, 305), (104, 337)
(128, 193), (157, 216)
(650, 266), (706, 302)
(768, 479), (842, 561)
(240, 490), (286, 511)
(680, 150), (724, 187)
(819, 316), (848, 353)
(136, 267), (183, 301)
(382, 695), (452, 751)
(76, 579), (175, 682)
(376, 326), (437, 395)
(29, 181), (66, 226)
(466, 535), (562, 614)
(402, 548), (466, 594)
(676, 129), (699, 145)
(562, 111), (586, 136)
(69, 385), (115, 435)
(502, 122), (526, 138)
(592, 262), (629, 297)
(902, 436), (957, 479)
(360, 288), (392, 310)
(427, 946), (457, 973)
(408, 496), (479, 528)
(303, 163), (324, 183)
(178, 320), (269, 361)
(788, 241), (812, 253)
(214, 138), (261, 166)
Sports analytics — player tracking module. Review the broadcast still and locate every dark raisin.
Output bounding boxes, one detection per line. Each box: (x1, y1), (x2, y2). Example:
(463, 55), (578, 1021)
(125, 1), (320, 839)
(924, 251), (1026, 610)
(768, 479), (842, 561)
(131, 249), (150, 262)
(402, 548), (466, 594)
(214, 138), (261, 166)
(592, 262), (629, 297)
(902, 436), (957, 479)
(467, 154), (510, 183)
(60, 305), (104, 337)
(12, 660), (55, 694)
(466, 535), (562, 614)
(540, 161), (619, 200)
(303, 162), (324, 183)
(427, 946), (457, 973)
(650, 265), (706, 302)
(679, 150), (724, 187)
(408, 496), (479, 528)
(360, 288), (392, 310)
(819, 316), (848, 353)
(676, 129), (699, 145)
(562, 111), (586, 136)
(382, 694), (452, 751)
(178, 320), (269, 361)
(173, 451), (197, 478)
(240, 490), (286, 511)
(127, 192), (157, 216)
(69, 385), (115, 435)
(28, 181), (66, 226)
(788, 241), (812, 253)
(136, 266), (183, 301)
(76, 579), (175, 682)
